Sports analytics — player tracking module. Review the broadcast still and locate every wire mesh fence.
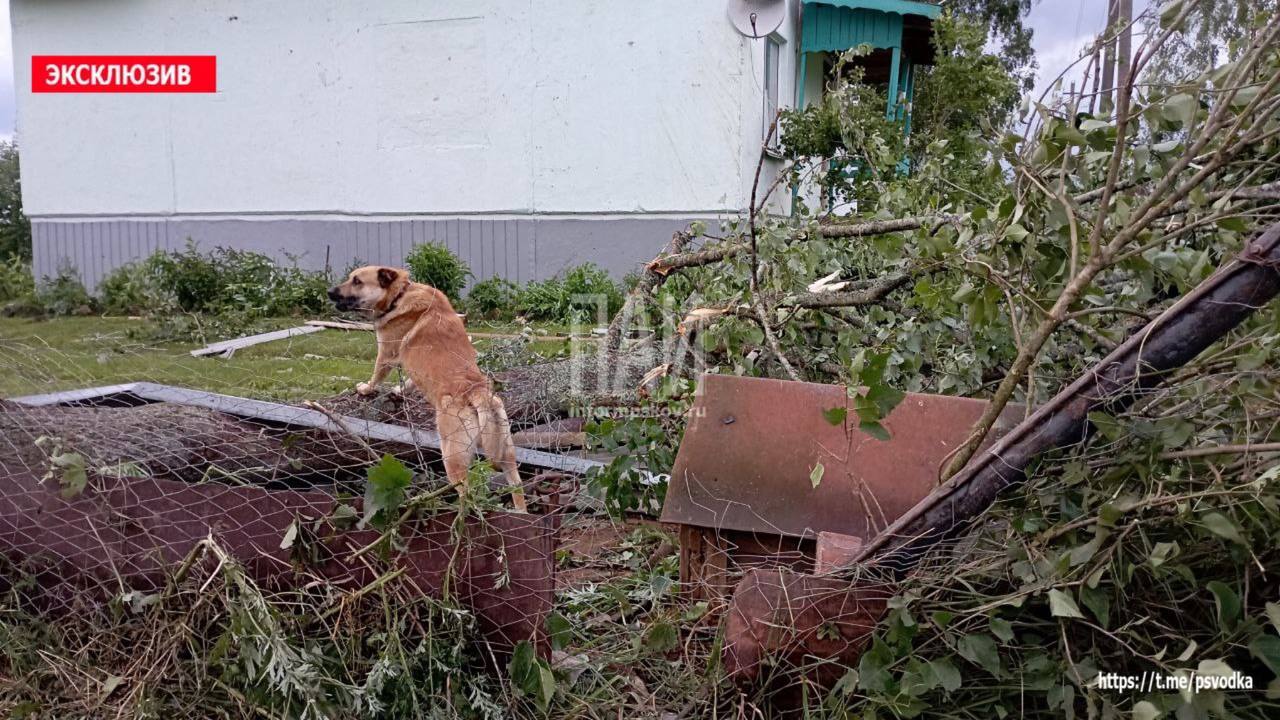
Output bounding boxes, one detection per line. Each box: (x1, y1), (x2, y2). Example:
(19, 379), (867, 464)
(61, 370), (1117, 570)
(0, 315), (620, 718)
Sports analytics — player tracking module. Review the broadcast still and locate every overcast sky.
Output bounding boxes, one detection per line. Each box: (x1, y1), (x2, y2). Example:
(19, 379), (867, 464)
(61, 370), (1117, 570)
(0, 0), (1148, 144)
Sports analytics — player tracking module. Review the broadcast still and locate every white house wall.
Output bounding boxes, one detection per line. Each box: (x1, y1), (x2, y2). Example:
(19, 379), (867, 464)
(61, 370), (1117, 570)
(11, 0), (798, 287)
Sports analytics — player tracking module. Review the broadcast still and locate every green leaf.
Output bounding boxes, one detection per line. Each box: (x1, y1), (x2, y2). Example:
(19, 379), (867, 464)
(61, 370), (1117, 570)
(1132, 700), (1160, 720)
(643, 620), (679, 654)
(1250, 635), (1280, 677)
(1202, 512), (1246, 545)
(930, 658), (962, 692)
(48, 451), (88, 499)
(1206, 581), (1240, 631)
(1080, 585), (1111, 628)
(1162, 92), (1199, 128)
(832, 669), (860, 697)
(989, 617), (1014, 642)
(1149, 541), (1179, 568)
(857, 639), (894, 692)
(1265, 602), (1280, 635)
(823, 406), (848, 426)
(859, 420), (892, 441)
(546, 611), (572, 651)
(957, 633), (1002, 677)
(1158, 0), (1187, 29)
(509, 640), (556, 711)
(363, 454), (413, 530)
(809, 461), (824, 488)
(1049, 589), (1084, 619)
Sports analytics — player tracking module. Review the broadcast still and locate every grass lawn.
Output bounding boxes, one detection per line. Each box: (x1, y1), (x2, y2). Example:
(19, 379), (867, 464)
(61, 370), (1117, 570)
(0, 316), (587, 401)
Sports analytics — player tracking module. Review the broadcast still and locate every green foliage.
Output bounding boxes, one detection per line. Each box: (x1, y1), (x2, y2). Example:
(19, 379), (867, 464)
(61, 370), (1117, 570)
(585, 377), (693, 517)
(97, 260), (165, 316)
(404, 243), (472, 302)
(0, 255), (35, 303)
(34, 264), (96, 316)
(946, 0), (1035, 90)
(0, 141), (31, 261)
(517, 263), (623, 324)
(508, 640), (557, 712)
(144, 242), (330, 317)
(909, 13), (1021, 189)
(363, 454), (413, 531)
(94, 243), (334, 341)
(465, 277), (520, 320)
(780, 48), (906, 203)
(846, 397), (1280, 717)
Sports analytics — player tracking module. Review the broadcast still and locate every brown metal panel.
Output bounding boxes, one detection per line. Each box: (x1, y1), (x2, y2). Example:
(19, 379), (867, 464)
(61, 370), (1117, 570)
(0, 462), (557, 655)
(660, 374), (1021, 540)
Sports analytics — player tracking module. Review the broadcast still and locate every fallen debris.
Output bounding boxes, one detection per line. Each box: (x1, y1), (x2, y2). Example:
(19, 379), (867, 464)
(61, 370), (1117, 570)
(190, 325), (324, 357)
(11, 382), (603, 475)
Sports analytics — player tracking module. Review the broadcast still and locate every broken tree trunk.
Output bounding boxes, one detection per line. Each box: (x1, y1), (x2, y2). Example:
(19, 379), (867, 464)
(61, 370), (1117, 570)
(856, 221), (1280, 570)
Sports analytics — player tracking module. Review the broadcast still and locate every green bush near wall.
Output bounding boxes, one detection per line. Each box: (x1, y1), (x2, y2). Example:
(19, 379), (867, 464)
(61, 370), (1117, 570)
(404, 243), (472, 302)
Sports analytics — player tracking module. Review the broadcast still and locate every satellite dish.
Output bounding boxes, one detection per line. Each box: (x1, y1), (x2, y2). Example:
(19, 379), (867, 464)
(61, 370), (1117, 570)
(727, 0), (785, 39)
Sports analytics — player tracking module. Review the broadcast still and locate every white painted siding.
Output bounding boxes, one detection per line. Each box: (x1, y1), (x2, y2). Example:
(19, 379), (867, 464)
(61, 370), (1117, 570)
(12, 0), (799, 219)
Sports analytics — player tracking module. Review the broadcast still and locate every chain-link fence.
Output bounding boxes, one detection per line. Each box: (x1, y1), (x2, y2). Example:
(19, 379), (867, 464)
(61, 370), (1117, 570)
(0, 314), (647, 718)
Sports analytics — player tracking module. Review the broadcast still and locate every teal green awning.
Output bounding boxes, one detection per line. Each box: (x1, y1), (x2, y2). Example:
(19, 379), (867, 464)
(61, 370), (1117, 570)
(807, 0), (941, 20)
(802, 4), (902, 52)
(800, 1), (939, 54)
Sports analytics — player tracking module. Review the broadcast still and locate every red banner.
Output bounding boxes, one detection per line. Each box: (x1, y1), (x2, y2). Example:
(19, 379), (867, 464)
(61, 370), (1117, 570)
(32, 55), (216, 93)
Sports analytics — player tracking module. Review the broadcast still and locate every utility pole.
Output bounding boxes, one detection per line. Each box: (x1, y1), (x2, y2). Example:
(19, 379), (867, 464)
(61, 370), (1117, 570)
(1099, 0), (1133, 115)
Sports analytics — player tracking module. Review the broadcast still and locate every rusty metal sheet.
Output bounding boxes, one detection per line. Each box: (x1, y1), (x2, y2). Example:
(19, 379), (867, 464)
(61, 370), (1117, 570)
(660, 374), (1021, 540)
(723, 568), (890, 692)
(0, 461), (556, 656)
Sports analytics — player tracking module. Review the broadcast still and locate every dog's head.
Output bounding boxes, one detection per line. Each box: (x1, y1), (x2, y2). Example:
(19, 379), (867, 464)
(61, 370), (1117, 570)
(328, 266), (407, 313)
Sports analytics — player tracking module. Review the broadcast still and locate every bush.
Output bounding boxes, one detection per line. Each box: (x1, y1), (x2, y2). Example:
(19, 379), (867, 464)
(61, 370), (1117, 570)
(465, 277), (519, 320)
(0, 142), (31, 262)
(404, 243), (471, 301)
(0, 255), (34, 303)
(35, 264), (96, 316)
(517, 263), (623, 324)
(133, 242), (329, 317)
(98, 261), (168, 316)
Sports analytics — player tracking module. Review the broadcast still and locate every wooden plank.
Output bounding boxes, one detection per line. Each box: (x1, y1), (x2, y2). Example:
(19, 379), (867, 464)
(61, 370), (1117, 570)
(305, 319), (374, 331)
(190, 325), (325, 357)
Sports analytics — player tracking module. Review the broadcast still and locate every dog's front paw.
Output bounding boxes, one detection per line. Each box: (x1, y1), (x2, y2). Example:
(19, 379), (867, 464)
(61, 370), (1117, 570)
(356, 382), (376, 396)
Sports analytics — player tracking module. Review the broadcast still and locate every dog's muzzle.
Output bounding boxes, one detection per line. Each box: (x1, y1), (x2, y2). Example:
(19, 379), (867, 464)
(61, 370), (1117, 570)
(328, 287), (357, 311)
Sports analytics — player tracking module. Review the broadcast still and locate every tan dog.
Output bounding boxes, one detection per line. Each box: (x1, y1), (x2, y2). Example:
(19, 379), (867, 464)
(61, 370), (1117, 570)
(328, 266), (527, 512)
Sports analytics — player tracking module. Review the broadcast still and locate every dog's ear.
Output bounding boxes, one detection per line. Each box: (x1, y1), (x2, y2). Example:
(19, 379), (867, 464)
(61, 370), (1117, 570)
(377, 267), (398, 288)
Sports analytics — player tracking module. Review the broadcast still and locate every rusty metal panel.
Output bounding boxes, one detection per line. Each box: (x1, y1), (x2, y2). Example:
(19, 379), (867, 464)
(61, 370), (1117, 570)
(723, 568), (890, 691)
(660, 374), (1021, 540)
(0, 461), (556, 655)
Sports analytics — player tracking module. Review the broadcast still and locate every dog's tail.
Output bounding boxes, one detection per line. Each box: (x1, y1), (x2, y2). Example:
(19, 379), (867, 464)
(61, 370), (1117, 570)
(470, 391), (528, 513)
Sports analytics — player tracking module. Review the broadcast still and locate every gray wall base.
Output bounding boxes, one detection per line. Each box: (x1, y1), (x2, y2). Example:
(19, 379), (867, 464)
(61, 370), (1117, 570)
(30, 215), (711, 292)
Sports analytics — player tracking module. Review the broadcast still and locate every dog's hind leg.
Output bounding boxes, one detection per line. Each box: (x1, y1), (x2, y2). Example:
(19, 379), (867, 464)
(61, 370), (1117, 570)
(435, 395), (480, 499)
(474, 394), (527, 513)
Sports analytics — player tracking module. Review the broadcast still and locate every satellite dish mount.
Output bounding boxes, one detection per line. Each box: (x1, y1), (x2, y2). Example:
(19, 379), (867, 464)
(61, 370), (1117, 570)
(727, 0), (786, 39)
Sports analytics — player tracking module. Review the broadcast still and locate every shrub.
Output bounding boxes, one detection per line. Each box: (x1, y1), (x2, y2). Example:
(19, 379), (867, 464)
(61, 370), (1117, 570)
(98, 261), (169, 316)
(135, 242), (329, 317)
(35, 264), (96, 316)
(517, 263), (623, 324)
(404, 243), (471, 301)
(465, 277), (520, 320)
(0, 255), (34, 303)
